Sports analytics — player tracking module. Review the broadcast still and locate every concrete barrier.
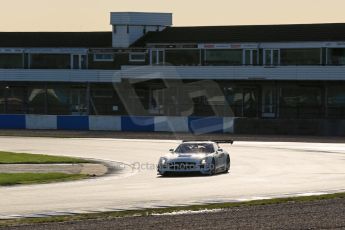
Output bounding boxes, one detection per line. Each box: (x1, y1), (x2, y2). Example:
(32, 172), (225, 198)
(26, 115), (57, 130)
(0, 114), (236, 134)
(223, 117), (235, 133)
(188, 117), (224, 134)
(121, 116), (155, 132)
(0, 114), (26, 129)
(234, 118), (345, 136)
(57, 116), (89, 131)
(154, 116), (189, 133)
(89, 116), (121, 131)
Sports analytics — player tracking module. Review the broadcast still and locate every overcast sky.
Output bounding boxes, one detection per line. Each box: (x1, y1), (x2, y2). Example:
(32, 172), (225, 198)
(1, 0), (344, 31)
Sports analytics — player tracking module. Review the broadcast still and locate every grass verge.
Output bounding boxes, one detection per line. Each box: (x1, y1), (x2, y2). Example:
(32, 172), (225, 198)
(1, 192), (344, 227)
(0, 151), (89, 164)
(0, 173), (87, 186)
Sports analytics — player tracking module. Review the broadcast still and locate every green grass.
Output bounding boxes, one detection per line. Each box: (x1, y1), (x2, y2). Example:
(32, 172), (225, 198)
(1, 192), (345, 227)
(0, 173), (87, 186)
(0, 151), (89, 164)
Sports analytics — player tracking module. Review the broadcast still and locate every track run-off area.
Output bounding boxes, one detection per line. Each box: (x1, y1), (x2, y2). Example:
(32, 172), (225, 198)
(0, 136), (345, 219)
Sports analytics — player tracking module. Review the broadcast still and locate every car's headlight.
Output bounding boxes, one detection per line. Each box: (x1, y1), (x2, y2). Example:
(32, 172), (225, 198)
(200, 158), (207, 165)
(160, 158), (168, 165)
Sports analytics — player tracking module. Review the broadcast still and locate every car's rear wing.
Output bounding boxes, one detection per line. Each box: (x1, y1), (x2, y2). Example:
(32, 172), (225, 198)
(182, 140), (234, 145)
(214, 140), (234, 145)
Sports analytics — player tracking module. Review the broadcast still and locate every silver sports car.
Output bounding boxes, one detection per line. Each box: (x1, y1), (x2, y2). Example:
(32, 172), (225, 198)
(157, 140), (233, 176)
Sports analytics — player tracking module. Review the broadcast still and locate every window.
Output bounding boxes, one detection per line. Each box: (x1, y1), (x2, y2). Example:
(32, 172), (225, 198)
(280, 49), (321, 65)
(328, 87), (345, 106)
(224, 87), (258, 117)
(327, 48), (345, 65)
(30, 54), (70, 69)
(0, 54), (23, 69)
(46, 87), (70, 115)
(165, 49), (200, 66)
(327, 86), (345, 118)
(244, 49), (258, 65)
(129, 53), (146, 62)
(93, 54), (114, 62)
(5, 86), (26, 114)
(205, 49), (243, 65)
(280, 86), (322, 118)
(27, 87), (46, 114)
(264, 49), (280, 66)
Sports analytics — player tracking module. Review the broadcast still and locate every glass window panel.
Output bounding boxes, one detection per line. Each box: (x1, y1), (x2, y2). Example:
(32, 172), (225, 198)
(253, 50), (258, 65)
(72, 55), (79, 69)
(93, 54), (113, 62)
(70, 88), (87, 115)
(31, 54), (71, 69)
(46, 87), (70, 115)
(273, 50), (279, 65)
(225, 87), (243, 117)
(280, 87), (322, 118)
(265, 50), (272, 65)
(90, 85), (121, 115)
(327, 48), (345, 65)
(205, 49), (242, 65)
(0, 54), (23, 69)
(81, 55), (87, 69)
(165, 49), (200, 66)
(6, 86), (26, 114)
(158, 51), (164, 64)
(0, 86), (5, 113)
(243, 88), (258, 117)
(129, 53), (146, 62)
(27, 87), (46, 114)
(245, 50), (251, 65)
(328, 86), (345, 106)
(327, 85), (345, 118)
(152, 51), (157, 64)
(280, 49), (321, 65)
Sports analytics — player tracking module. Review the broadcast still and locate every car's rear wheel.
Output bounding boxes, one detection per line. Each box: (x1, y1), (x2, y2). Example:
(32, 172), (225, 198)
(225, 156), (230, 173)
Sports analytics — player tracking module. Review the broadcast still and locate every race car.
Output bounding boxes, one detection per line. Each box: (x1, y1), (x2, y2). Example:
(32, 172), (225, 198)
(157, 140), (233, 176)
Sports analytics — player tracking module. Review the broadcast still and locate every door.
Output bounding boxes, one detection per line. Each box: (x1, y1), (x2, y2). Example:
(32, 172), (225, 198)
(151, 49), (165, 65)
(72, 55), (87, 69)
(243, 49), (258, 65)
(264, 49), (280, 66)
(262, 87), (277, 118)
(216, 148), (226, 169)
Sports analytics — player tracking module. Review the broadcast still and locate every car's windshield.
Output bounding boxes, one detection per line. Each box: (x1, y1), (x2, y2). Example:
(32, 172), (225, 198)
(175, 143), (215, 153)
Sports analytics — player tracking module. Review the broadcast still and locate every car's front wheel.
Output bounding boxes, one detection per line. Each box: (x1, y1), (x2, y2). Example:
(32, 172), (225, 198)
(209, 158), (216, 176)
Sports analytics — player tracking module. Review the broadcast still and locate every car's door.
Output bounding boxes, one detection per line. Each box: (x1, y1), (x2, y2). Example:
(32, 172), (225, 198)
(216, 147), (226, 169)
(213, 144), (224, 170)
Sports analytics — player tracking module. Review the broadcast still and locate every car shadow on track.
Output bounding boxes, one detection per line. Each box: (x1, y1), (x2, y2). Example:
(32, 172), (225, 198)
(157, 171), (230, 178)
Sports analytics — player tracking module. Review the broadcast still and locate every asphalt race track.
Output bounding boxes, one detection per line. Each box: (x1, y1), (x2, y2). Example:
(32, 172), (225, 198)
(0, 136), (345, 219)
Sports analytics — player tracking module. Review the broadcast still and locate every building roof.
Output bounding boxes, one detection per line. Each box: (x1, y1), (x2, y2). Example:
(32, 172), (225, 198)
(2, 23), (345, 48)
(132, 23), (345, 46)
(0, 32), (112, 48)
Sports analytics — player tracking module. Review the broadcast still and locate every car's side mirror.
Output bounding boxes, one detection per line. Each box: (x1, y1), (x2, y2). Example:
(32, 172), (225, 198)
(218, 148), (223, 152)
(169, 149), (174, 153)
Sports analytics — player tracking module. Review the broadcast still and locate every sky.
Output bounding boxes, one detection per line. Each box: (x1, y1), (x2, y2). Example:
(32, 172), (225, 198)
(1, 0), (345, 31)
